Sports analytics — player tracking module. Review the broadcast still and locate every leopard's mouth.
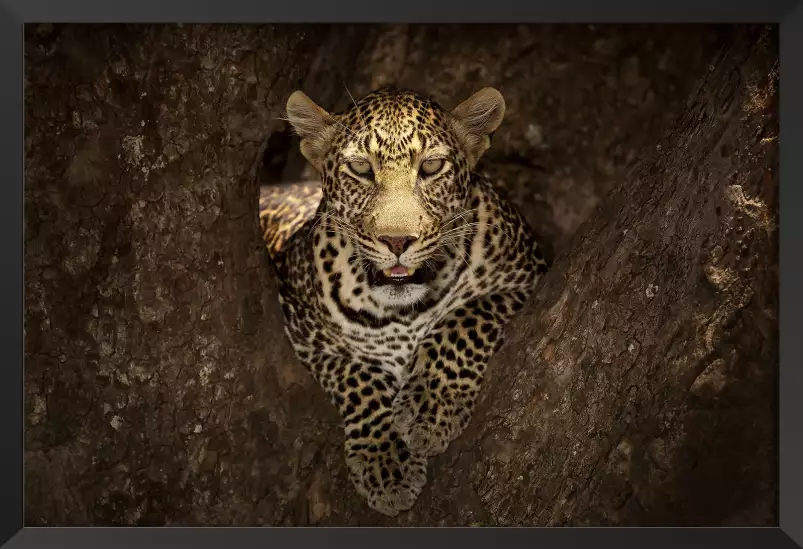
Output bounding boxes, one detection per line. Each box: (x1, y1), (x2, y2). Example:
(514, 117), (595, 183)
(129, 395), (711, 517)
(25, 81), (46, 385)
(368, 262), (439, 286)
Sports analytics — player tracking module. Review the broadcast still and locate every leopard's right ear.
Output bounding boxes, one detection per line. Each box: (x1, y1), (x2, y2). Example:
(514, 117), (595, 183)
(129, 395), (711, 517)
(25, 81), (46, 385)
(450, 87), (506, 168)
(285, 91), (337, 170)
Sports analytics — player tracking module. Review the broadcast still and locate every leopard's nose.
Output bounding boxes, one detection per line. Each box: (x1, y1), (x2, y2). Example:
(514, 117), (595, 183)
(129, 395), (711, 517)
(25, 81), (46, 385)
(378, 235), (417, 257)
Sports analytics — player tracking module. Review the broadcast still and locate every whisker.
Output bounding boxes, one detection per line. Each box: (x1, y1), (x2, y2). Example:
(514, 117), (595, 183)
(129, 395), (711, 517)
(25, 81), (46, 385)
(439, 208), (478, 230)
(450, 245), (479, 279)
(331, 117), (361, 140)
(344, 82), (364, 126)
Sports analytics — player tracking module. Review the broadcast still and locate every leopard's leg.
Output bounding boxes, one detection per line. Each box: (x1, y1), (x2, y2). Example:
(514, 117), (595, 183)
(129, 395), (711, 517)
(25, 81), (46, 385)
(304, 352), (429, 516)
(391, 292), (527, 457)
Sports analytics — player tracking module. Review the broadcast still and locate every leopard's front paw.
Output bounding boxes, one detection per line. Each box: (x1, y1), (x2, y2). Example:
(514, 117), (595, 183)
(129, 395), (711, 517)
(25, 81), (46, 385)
(345, 434), (428, 516)
(391, 373), (473, 457)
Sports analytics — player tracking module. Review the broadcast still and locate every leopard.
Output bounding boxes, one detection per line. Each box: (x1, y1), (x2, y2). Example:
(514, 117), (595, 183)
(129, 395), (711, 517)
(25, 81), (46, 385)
(259, 86), (549, 516)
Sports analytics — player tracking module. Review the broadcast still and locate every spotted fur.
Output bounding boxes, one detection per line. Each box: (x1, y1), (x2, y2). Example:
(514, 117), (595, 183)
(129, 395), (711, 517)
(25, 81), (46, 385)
(264, 87), (549, 516)
(259, 181), (322, 259)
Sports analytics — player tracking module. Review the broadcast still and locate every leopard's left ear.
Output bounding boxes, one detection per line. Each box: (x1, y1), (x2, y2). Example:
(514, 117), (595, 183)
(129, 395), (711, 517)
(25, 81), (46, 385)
(450, 87), (506, 168)
(285, 90), (338, 171)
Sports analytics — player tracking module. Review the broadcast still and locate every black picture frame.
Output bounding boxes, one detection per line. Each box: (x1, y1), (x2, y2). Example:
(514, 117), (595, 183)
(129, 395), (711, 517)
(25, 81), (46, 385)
(3, 2), (801, 547)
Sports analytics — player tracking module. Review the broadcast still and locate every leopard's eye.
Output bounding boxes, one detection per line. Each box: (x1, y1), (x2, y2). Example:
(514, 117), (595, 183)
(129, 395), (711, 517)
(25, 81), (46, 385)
(420, 158), (445, 176)
(347, 161), (372, 176)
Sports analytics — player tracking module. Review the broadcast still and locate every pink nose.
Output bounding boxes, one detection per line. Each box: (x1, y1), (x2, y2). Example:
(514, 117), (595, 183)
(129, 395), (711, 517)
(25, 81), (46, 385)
(378, 235), (417, 257)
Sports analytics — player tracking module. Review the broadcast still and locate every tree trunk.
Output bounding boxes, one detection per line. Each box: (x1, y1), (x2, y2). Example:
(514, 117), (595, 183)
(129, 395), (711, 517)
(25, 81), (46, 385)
(395, 24), (779, 527)
(24, 24), (777, 526)
(24, 23), (368, 526)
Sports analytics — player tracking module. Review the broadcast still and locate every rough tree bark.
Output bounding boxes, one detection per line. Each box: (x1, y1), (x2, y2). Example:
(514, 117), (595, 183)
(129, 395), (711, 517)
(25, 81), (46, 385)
(24, 24), (777, 526)
(24, 23), (369, 526)
(392, 25), (779, 527)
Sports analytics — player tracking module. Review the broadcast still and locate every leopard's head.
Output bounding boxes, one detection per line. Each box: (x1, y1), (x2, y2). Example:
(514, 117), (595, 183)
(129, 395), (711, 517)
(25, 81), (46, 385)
(285, 86), (505, 307)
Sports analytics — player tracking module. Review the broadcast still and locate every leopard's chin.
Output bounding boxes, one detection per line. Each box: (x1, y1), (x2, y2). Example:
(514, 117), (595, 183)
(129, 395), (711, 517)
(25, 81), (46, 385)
(372, 283), (432, 309)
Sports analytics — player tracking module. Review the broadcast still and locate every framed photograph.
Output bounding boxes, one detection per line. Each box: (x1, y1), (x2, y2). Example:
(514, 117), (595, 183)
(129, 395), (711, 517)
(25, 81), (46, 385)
(3, 2), (801, 548)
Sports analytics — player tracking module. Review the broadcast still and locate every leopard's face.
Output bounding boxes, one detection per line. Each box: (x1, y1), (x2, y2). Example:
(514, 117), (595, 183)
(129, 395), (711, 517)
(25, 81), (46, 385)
(286, 86), (505, 308)
(322, 90), (473, 298)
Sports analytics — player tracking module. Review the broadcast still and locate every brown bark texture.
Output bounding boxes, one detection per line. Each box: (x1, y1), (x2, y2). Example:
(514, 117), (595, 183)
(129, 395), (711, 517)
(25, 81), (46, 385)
(24, 23), (778, 526)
